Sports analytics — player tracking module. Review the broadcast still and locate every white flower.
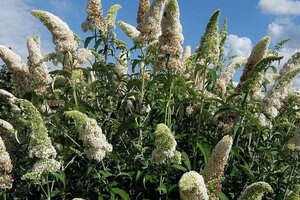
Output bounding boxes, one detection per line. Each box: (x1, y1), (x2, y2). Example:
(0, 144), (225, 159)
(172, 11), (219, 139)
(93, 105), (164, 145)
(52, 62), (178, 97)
(64, 111), (113, 162)
(27, 36), (52, 93)
(238, 182), (273, 200)
(179, 171), (209, 200)
(118, 21), (141, 43)
(202, 135), (233, 197)
(32, 10), (78, 53)
(73, 48), (92, 64)
(151, 123), (181, 164)
(139, 0), (167, 41)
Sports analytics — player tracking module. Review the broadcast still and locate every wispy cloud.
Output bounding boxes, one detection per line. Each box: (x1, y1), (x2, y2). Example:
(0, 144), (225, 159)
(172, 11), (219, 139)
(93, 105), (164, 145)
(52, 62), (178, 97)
(224, 34), (252, 58)
(0, 0), (54, 61)
(258, 0), (300, 15)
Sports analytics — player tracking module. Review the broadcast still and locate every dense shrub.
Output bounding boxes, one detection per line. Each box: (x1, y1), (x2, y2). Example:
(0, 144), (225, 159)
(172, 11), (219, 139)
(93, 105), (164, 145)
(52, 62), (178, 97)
(1, 0), (300, 199)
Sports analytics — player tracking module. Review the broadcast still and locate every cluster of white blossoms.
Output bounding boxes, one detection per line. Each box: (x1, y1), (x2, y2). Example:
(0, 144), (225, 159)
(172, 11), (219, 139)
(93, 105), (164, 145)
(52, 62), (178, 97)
(0, 42), (51, 94)
(151, 123), (181, 164)
(0, 120), (14, 189)
(287, 126), (300, 152)
(137, 0), (150, 32)
(236, 36), (270, 92)
(156, 0), (184, 71)
(201, 135), (233, 199)
(27, 36), (52, 94)
(263, 52), (300, 118)
(118, 21), (141, 43)
(73, 48), (93, 65)
(82, 0), (121, 33)
(217, 57), (246, 94)
(22, 158), (61, 184)
(0, 90), (60, 182)
(179, 171), (209, 200)
(238, 182), (273, 200)
(64, 111), (113, 162)
(32, 10), (78, 53)
(0, 45), (31, 93)
(138, 0), (167, 41)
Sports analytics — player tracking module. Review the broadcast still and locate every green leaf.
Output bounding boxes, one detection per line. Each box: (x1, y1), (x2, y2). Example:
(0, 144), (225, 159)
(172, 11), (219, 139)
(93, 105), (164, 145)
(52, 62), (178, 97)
(111, 188), (130, 200)
(181, 152), (191, 171)
(84, 36), (94, 48)
(218, 191), (230, 200)
(197, 142), (211, 164)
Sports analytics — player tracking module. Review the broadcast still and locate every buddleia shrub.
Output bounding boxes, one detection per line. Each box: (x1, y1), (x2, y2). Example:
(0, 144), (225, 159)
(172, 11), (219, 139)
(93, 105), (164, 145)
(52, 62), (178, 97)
(1, 0), (300, 199)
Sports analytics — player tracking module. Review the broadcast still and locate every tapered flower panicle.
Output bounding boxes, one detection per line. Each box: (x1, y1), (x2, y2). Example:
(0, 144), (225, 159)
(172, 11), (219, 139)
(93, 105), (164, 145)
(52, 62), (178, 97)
(237, 36), (270, 91)
(15, 99), (57, 159)
(196, 10), (221, 65)
(202, 135), (233, 197)
(217, 57), (247, 94)
(159, 0), (183, 55)
(27, 36), (52, 93)
(238, 182), (273, 200)
(151, 123), (181, 164)
(220, 19), (228, 49)
(0, 128), (13, 189)
(139, 0), (167, 41)
(137, 0), (150, 31)
(287, 126), (300, 152)
(82, 0), (107, 32)
(107, 4), (122, 30)
(156, 0), (184, 71)
(264, 52), (300, 118)
(0, 45), (31, 92)
(65, 111), (112, 162)
(32, 10), (78, 53)
(179, 171), (209, 200)
(118, 21), (141, 43)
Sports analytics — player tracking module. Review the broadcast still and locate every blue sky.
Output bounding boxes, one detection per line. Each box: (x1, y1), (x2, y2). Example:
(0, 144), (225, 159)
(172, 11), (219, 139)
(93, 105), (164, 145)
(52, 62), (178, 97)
(1, 0), (300, 84)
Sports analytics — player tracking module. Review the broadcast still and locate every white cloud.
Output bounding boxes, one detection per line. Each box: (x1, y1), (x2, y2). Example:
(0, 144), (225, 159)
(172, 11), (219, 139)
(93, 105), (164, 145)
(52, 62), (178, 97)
(224, 34), (252, 58)
(0, 0), (54, 62)
(268, 17), (300, 49)
(259, 0), (300, 15)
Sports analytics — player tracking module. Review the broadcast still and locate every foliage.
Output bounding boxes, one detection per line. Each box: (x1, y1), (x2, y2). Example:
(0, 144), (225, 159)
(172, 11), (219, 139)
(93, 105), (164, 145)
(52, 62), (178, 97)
(0, 0), (300, 199)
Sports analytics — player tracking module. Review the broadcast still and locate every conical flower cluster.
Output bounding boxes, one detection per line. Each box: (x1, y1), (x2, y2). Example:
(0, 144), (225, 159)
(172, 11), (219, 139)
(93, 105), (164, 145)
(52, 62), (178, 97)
(32, 10), (78, 53)
(15, 99), (57, 159)
(82, 0), (121, 33)
(0, 121), (13, 189)
(196, 10), (221, 65)
(156, 0), (184, 71)
(138, 0), (167, 41)
(236, 36), (270, 92)
(217, 57), (246, 94)
(264, 52), (300, 118)
(118, 21), (141, 43)
(0, 45), (31, 93)
(179, 171), (209, 200)
(82, 0), (107, 32)
(65, 111), (113, 162)
(238, 182), (273, 200)
(151, 123), (181, 164)
(202, 135), (233, 198)
(27, 36), (52, 94)
(137, 0), (150, 32)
